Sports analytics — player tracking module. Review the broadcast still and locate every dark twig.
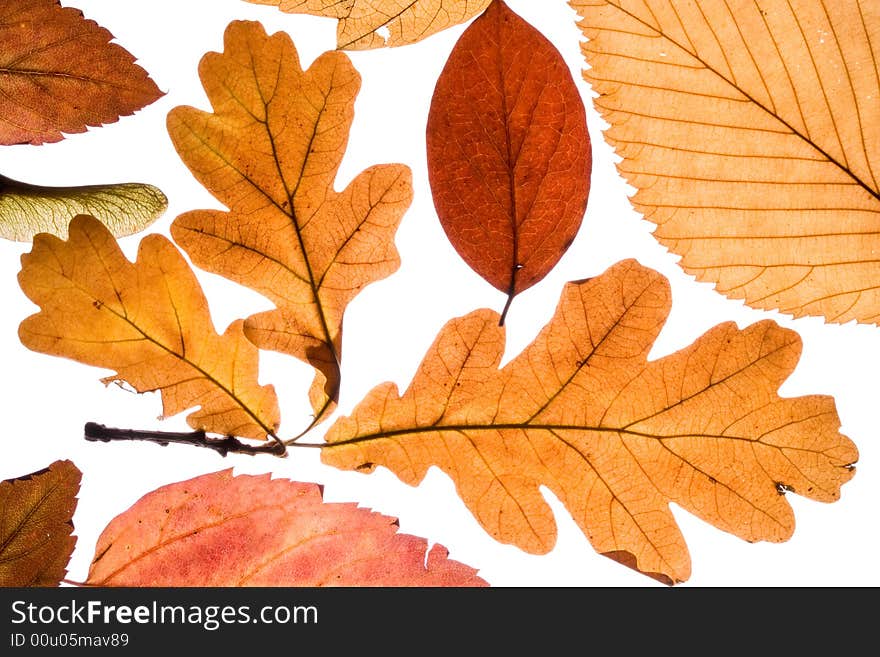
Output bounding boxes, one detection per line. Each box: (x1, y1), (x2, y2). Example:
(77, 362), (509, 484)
(83, 422), (287, 457)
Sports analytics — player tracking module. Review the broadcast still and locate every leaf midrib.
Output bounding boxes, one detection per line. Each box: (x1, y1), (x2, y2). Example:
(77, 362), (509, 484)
(495, 5), (520, 314)
(598, 0), (879, 202)
(91, 501), (289, 585)
(245, 44), (341, 381)
(323, 420), (809, 547)
(0, 67), (101, 84)
(116, 307), (276, 439)
(45, 267), (278, 440)
(338, 0), (419, 49)
(0, 476), (68, 561)
(179, 59), (342, 393)
(324, 327), (808, 450)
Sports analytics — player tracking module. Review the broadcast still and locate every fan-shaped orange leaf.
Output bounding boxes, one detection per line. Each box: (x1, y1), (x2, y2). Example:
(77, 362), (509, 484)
(86, 469), (488, 586)
(323, 259), (857, 584)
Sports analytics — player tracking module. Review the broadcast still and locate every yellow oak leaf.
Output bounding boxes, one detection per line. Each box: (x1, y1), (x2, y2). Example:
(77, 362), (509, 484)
(18, 215), (281, 443)
(571, 0), (880, 324)
(168, 21), (412, 430)
(245, 0), (492, 49)
(323, 259), (857, 584)
(87, 469), (487, 586)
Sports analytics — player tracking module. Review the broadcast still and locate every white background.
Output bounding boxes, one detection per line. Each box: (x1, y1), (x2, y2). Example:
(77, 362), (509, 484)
(1, 0), (877, 587)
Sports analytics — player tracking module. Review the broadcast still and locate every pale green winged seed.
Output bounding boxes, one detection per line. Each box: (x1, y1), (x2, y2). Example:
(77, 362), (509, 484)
(0, 175), (167, 241)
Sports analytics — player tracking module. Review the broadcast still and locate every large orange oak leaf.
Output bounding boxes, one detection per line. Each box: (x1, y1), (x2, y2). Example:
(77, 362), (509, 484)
(17, 215), (281, 442)
(323, 259), (857, 584)
(571, 0), (880, 324)
(168, 21), (412, 429)
(0, 460), (80, 587)
(0, 0), (162, 145)
(244, 0), (492, 50)
(86, 469), (488, 586)
(427, 0), (591, 323)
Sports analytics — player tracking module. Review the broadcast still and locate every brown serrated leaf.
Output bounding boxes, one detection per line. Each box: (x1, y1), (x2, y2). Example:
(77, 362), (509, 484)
(87, 469), (488, 586)
(17, 215), (281, 443)
(168, 21), (412, 430)
(0, 460), (81, 587)
(571, 0), (880, 324)
(427, 0), (592, 323)
(0, 0), (163, 145)
(323, 259), (857, 584)
(245, 0), (492, 49)
(0, 174), (167, 242)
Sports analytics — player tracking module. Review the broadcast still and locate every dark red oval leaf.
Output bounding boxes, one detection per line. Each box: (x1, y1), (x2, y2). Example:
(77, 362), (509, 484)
(426, 0), (591, 322)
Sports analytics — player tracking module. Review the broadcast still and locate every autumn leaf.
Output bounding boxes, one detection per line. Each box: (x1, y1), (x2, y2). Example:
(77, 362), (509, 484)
(86, 469), (488, 586)
(0, 460), (80, 587)
(0, 0), (163, 145)
(245, 0), (492, 50)
(0, 174), (166, 241)
(323, 259), (857, 584)
(168, 21), (412, 429)
(427, 0), (592, 323)
(17, 214), (281, 444)
(571, 0), (880, 324)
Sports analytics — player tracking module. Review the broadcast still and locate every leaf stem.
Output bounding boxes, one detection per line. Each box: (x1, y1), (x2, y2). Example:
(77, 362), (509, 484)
(285, 396), (334, 445)
(83, 422), (287, 457)
(499, 289), (515, 327)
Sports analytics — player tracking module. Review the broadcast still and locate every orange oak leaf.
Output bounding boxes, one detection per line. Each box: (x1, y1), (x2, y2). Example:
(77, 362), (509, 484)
(427, 0), (592, 323)
(17, 214), (281, 443)
(86, 469), (488, 586)
(0, 0), (162, 145)
(0, 460), (80, 587)
(168, 21), (412, 429)
(244, 0), (492, 50)
(322, 259), (857, 584)
(571, 0), (880, 324)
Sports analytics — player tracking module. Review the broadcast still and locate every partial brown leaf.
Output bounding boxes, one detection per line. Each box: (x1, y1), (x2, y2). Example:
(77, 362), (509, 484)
(0, 174), (167, 241)
(17, 214), (281, 442)
(427, 0), (592, 323)
(245, 0), (492, 50)
(571, 0), (880, 324)
(86, 469), (488, 586)
(0, 460), (80, 587)
(323, 259), (857, 584)
(0, 0), (163, 145)
(168, 21), (412, 428)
